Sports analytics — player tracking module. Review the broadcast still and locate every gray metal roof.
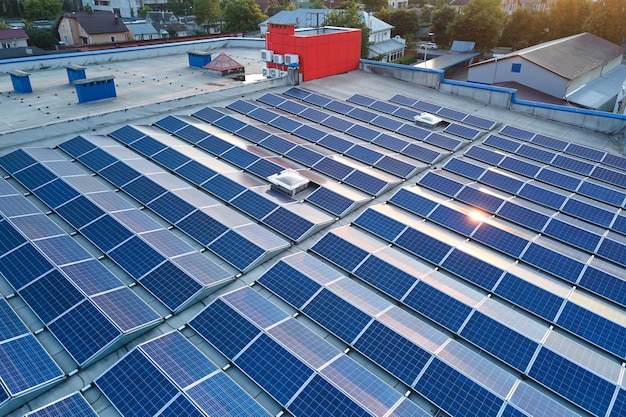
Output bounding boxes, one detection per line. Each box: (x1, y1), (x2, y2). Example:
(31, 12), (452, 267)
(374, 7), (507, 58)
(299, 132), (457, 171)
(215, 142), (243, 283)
(566, 65), (626, 110)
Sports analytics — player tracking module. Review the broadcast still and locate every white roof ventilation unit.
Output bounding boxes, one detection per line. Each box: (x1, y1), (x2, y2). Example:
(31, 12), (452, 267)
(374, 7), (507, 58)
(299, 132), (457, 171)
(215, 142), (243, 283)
(262, 67), (271, 78)
(414, 112), (443, 127)
(268, 169), (309, 196)
(269, 68), (280, 78)
(272, 54), (284, 64)
(261, 49), (274, 62)
(285, 54), (299, 65)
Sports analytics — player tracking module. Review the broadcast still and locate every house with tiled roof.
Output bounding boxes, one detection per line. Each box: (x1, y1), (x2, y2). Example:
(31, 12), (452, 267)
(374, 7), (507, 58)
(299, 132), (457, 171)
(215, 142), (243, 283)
(0, 28), (29, 49)
(57, 10), (130, 46)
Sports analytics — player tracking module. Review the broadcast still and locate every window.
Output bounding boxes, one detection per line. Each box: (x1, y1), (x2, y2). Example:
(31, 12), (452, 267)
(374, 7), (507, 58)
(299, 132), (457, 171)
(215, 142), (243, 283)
(511, 63), (522, 73)
(110, 36), (116, 42)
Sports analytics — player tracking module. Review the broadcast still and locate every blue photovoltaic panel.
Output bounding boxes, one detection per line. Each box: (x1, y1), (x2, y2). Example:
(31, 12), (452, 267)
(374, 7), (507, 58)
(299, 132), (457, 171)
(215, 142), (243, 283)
(325, 100), (354, 114)
(415, 357), (505, 417)
(371, 115), (403, 131)
(0, 149), (36, 173)
(257, 260), (321, 308)
(536, 168), (581, 191)
(303, 288), (372, 343)
(516, 144), (555, 164)
(213, 115), (246, 133)
(393, 107), (420, 121)
(578, 181), (626, 207)
(443, 158), (485, 180)
(552, 155), (594, 176)
(318, 134), (354, 153)
(203, 175), (246, 201)
(33, 179), (80, 209)
(209, 230), (265, 271)
(35, 235), (91, 265)
(221, 147), (259, 169)
(0, 298), (28, 340)
(306, 187), (355, 217)
(256, 93), (285, 106)
(354, 255), (416, 299)
(500, 156), (541, 178)
(9, 213), (63, 240)
(0, 244), (54, 290)
(614, 215), (626, 234)
(429, 205), (479, 236)
(284, 87), (310, 99)
(389, 94), (417, 107)
(460, 312), (538, 371)
(480, 169), (524, 194)
(518, 183), (566, 210)
(248, 107), (277, 123)
(175, 160), (217, 185)
(566, 143), (605, 162)
(528, 348), (615, 417)
(21, 269), (84, 324)
(375, 156), (417, 178)
(92, 288), (159, 331)
(442, 249), (504, 290)
(176, 125), (211, 144)
(231, 190), (278, 220)
(259, 135), (297, 154)
(152, 148), (191, 171)
(397, 124), (430, 141)
(354, 320), (430, 386)
(299, 107), (329, 123)
(236, 125), (270, 144)
(345, 145), (382, 165)
(158, 395), (203, 417)
(557, 302), (626, 357)
(346, 124), (380, 142)
(99, 162), (141, 187)
(176, 210), (228, 246)
(418, 172), (463, 197)
(531, 134), (568, 151)
(269, 116), (302, 133)
(197, 135), (234, 156)
(13, 163), (56, 190)
(56, 195), (104, 229)
(601, 153), (626, 171)
(444, 124), (480, 141)
(285, 146), (325, 166)
(402, 143), (441, 164)
(404, 282), (472, 332)
(96, 349), (178, 417)
(0, 335), (63, 395)
(437, 107), (467, 121)
(107, 125), (146, 145)
(579, 266), (626, 308)
(562, 198), (614, 227)
(26, 393), (97, 417)
(494, 273), (563, 321)
(347, 107), (377, 123)
(58, 136), (97, 157)
(61, 260), (122, 297)
(348, 94), (376, 106)
(497, 201), (549, 231)
(235, 333), (313, 405)
(472, 223), (528, 258)
(49, 300), (122, 365)
(465, 146), (505, 165)
(591, 166), (626, 188)
(521, 243), (584, 283)
(500, 125), (535, 140)
(371, 100), (400, 114)
(463, 114), (497, 130)
(597, 238), (626, 267)
(456, 186), (504, 213)
(186, 373), (269, 417)
(132, 136), (168, 157)
(395, 227), (452, 264)
(193, 106), (225, 123)
(543, 219), (600, 252)
(108, 236), (165, 278)
(277, 99), (307, 115)
(344, 170), (387, 195)
(227, 99), (257, 114)
(311, 232), (369, 271)
(147, 192), (196, 224)
(293, 124), (327, 142)
(353, 207), (407, 241)
(609, 389), (626, 417)
(263, 207), (314, 241)
(247, 158), (284, 178)
(484, 135), (520, 153)
(0, 218), (28, 253)
(314, 157), (353, 180)
(122, 176), (167, 204)
(154, 115), (188, 133)
(289, 374), (371, 417)
(413, 101), (442, 114)
(374, 134), (409, 152)
(190, 299), (260, 359)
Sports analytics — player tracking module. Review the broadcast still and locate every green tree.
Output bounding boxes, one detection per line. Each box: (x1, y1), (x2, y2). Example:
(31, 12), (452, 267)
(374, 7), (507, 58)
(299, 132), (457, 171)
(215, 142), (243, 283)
(430, 5), (454, 47)
(446, 0), (505, 52)
(500, 8), (550, 49)
(362, 0), (387, 13)
(310, 0), (325, 8)
(24, 23), (58, 48)
(0, 20), (11, 29)
(22, 0), (61, 20)
(194, 0), (220, 26)
(137, 5), (153, 18)
(583, 0), (626, 45)
(222, 0), (267, 32)
(547, 0), (589, 40)
(166, 0), (194, 17)
(323, 4), (371, 58)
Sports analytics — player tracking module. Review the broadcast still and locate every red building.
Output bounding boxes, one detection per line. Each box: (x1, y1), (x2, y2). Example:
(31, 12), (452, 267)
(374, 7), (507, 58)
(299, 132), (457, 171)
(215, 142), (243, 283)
(264, 24), (361, 82)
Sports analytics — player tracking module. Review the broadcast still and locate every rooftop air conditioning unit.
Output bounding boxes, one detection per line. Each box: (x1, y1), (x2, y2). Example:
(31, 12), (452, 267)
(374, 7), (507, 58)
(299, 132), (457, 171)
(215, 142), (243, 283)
(261, 49), (274, 62)
(279, 71), (288, 78)
(262, 67), (271, 78)
(284, 54), (299, 65)
(272, 54), (284, 64)
(268, 169), (309, 196)
(269, 68), (279, 78)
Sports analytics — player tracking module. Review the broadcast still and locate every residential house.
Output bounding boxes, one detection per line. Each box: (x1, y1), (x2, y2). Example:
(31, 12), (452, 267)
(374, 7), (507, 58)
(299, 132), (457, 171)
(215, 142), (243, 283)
(259, 9), (405, 61)
(146, 11), (188, 37)
(57, 10), (131, 45)
(0, 28), (28, 49)
(126, 22), (162, 40)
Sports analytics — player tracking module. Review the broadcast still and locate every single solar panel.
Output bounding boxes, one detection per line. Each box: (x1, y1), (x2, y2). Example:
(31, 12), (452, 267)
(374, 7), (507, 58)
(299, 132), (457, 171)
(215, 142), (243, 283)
(325, 100), (355, 114)
(263, 207), (315, 242)
(226, 99), (257, 114)
(208, 230), (265, 271)
(373, 134), (409, 152)
(311, 232), (369, 272)
(81, 214), (134, 252)
(132, 136), (168, 157)
(494, 273), (563, 321)
(456, 186), (504, 213)
(92, 287), (160, 331)
(140, 261), (203, 311)
(345, 145), (383, 165)
(285, 146), (325, 166)
(516, 144), (555, 164)
(397, 124), (430, 140)
(269, 115), (302, 132)
(437, 107), (467, 121)
(259, 135), (297, 154)
(347, 107), (377, 123)
(147, 191), (196, 223)
(389, 94), (417, 107)
(425, 132), (462, 151)
(25, 393), (98, 417)
(370, 115), (403, 131)
(443, 158), (485, 180)
(213, 115), (246, 133)
(375, 156), (418, 178)
(202, 175), (246, 201)
(471, 222), (528, 258)
(293, 124), (327, 142)
(277, 99), (307, 115)
(246, 158), (284, 178)
(531, 134), (568, 151)
(347, 94), (376, 107)
(484, 135), (520, 153)
(500, 125), (535, 141)
(154, 115), (188, 133)
(176, 210), (228, 246)
(57, 135), (98, 158)
(322, 115), (355, 132)
(318, 134), (354, 153)
(343, 170), (388, 195)
(441, 249), (504, 290)
(108, 125), (146, 145)
(221, 147), (259, 169)
(256, 93), (285, 106)
(552, 155), (594, 176)
(257, 260), (322, 308)
(354, 256), (416, 300)
(462, 114), (498, 130)
(299, 107), (330, 123)
(236, 125), (270, 144)
(412, 100), (442, 113)
(521, 243), (584, 283)
(404, 282), (472, 332)
(306, 186), (355, 217)
(418, 172), (463, 197)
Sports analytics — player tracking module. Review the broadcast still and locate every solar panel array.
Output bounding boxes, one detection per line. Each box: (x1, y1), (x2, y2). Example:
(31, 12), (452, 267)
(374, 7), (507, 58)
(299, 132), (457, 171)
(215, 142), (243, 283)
(24, 393), (97, 417)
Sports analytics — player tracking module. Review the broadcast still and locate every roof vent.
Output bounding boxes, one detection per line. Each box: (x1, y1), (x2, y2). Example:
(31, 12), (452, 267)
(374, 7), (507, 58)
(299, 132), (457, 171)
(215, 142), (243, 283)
(268, 169), (309, 196)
